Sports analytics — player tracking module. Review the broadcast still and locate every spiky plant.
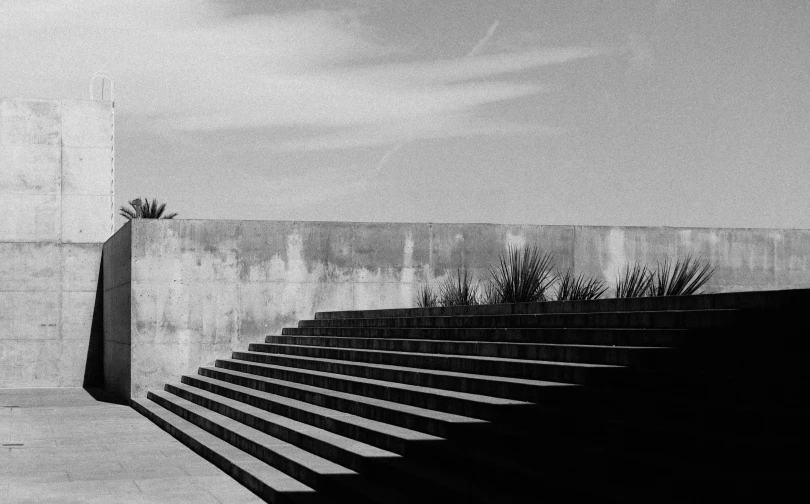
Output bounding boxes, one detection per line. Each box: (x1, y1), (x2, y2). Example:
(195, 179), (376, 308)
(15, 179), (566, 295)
(480, 282), (504, 305)
(489, 245), (557, 303)
(119, 198), (178, 220)
(615, 263), (653, 298)
(555, 270), (607, 301)
(415, 283), (439, 308)
(649, 256), (714, 296)
(438, 268), (480, 306)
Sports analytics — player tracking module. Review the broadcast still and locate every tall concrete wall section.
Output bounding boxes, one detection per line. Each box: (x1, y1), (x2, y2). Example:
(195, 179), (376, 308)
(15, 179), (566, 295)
(102, 219), (810, 399)
(0, 98), (113, 388)
(102, 223), (131, 400)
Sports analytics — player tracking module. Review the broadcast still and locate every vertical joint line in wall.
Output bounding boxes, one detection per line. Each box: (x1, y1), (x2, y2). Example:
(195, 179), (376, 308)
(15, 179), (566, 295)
(58, 101), (64, 341)
(571, 225), (576, 276)
(59, 101), (64, 243)
(110, 100), (115, 235)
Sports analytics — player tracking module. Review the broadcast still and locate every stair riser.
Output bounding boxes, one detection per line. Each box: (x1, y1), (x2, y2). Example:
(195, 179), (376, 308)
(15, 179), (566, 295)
(166, 383), (510, 504)
(197, 367), (462, 438)
(314, 291), (810, 320)
(262, 337), (673, 367)
(211, 360), (524, 421)
(165, 383), (386, 474)
(148, 391), (381, 504)
(179, 374), (596, 479)
(246, 344), (632, 383)
(132, 399), (319, 504)
(281, 327), (685, 346)
(231, 351), (585, 399)
(201, 364), (750, 444)
(298, 311), (739, 330)
(163, 382), (690, 502)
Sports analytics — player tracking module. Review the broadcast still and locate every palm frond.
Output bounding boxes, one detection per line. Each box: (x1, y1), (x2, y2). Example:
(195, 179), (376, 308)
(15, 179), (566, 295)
(119, 197), (178, 220)
(488, 245), (556, 303)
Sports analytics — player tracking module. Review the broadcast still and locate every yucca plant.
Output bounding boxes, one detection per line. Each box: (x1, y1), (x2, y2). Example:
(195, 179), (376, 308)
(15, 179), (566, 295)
(489, 245), (557, 303)
(649, 256), (714, 296)
(438, 268), (480, 306)
(555, 270), (607, 301)
(615, 263), (653, 298)
(415, 283), (439, 308)
(119, 197), (178, 220)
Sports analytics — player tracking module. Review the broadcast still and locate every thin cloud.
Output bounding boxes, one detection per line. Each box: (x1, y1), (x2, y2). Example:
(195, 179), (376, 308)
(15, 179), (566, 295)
(1, 1), (604, 151)
(373, 19), (501, 175)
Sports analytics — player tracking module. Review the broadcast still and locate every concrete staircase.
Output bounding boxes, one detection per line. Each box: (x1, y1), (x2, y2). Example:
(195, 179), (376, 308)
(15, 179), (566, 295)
(132, 289), (810, 503)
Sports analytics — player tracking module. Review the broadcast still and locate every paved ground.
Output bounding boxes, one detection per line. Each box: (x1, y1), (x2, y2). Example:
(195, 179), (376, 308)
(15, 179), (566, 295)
(0, 388), (265, 503)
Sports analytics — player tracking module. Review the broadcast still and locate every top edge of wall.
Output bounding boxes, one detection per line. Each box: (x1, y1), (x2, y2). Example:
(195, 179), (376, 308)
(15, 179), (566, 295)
(123, 219), (810, 233)
(0, 96), (112, 104)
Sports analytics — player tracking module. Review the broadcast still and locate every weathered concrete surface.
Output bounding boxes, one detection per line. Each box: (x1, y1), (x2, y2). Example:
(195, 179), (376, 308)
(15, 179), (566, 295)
(101, 219), (810, 399)
(0, 388), (264, 503)
(0, 98), (113, 388)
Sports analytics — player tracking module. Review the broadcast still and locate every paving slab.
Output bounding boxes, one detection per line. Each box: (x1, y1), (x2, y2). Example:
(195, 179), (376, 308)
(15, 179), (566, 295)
(0, 388), (265, 503)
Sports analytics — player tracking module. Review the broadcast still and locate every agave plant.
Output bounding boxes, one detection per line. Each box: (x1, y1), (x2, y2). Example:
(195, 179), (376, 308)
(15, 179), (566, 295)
(438, 268), (480, 306)
(649, 256), (714, 296)
(615, 263), (653, 298)
(414, 283), (439, 308)
(119, 198), (178, 220)
(489, 245), (557, 303)
(555, 270), (607, 301)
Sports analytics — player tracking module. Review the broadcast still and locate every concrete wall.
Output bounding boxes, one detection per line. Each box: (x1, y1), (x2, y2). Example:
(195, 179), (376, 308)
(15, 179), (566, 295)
(0, 98), (114, 388)
(102, 219), (810, 399)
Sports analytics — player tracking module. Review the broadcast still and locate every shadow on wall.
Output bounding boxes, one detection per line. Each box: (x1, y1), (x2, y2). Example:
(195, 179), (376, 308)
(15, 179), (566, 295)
(82, 255), (121, 403)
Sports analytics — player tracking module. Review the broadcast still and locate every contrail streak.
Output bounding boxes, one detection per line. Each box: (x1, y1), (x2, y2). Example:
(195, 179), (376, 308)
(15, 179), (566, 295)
(466, 20), (500, 57)
(373, 20), (500, 176)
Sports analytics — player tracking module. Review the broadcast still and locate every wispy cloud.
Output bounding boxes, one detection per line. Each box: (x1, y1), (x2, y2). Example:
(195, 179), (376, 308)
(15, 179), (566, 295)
(373, 20), (502, 175)
(0, 1), (603, 152)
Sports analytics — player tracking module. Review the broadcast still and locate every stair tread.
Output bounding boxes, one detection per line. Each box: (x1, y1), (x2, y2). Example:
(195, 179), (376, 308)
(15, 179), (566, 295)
(301, 308), (738, 323)
(202, 366), (490, 424)
(131, 398), (316, 493)
(251, 343), (629, 368)
(232, 351), (581, 389)
(169, 381), (403, 459)
(266, 336), (670, 351)
(186, 373), (443, 442)
(149, 389), (355, 476)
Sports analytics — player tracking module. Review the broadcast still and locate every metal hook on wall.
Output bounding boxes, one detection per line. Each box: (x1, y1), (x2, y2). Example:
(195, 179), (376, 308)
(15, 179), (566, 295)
(89, 72), (114, 102)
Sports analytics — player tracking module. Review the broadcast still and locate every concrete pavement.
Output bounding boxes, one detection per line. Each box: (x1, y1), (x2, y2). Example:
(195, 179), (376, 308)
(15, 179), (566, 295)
(0, 388), (264, 503)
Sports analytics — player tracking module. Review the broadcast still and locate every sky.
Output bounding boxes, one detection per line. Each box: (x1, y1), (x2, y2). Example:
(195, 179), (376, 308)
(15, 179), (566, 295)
(1, 0), (809, 229)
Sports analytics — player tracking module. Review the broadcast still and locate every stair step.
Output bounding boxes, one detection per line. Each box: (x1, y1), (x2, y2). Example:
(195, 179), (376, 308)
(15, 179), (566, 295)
(208, 359), (539, 423)
(147, 389), (406, 504)
(263, 335), (672, 366)
(181, 373), (442, 455)
(131, 398), (323, 504)
(166, 381), (516, 504)
(281, 326), (687, 346)
(298, 309), (740, 329)
(246, 343), (628, 383)
(314, 289), (810, 320)
(197, 366), (488, 439)
(229, 350), (581, 401)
